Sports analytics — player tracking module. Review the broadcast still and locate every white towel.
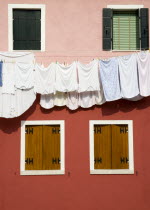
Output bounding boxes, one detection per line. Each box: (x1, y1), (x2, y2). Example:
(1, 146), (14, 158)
(137, 51), (150, 97)
(55, 62), (78, 92)
(34, 63), (56, 94)
(77, 60), (100, 92)
(15, 62), (34, 89)
(118, 54), (139, 99)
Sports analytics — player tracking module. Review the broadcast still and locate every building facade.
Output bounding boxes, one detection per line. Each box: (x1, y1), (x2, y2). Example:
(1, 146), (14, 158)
(0, 0), (150, 210)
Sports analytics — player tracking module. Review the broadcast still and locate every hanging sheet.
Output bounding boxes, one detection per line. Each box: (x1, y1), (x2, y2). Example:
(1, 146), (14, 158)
(34, 63), (56, 94)
(0, 61), (2, 87)
(55, 62), (78, 92)
(137, 51), (150, 97)
(15, 62), (34, 89)
(77, 60), (100, 92)
(118, 54), (140, 99)
(99, 57), (121, 101)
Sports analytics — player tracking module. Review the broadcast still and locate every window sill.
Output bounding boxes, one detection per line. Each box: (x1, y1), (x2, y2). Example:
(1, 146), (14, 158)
(90, 169), (134, 175)
(20, 170), (65, 175)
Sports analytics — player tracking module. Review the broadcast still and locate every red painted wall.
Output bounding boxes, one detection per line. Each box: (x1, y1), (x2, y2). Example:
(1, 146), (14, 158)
(0, 96), (150, 210)
(0, 0), (150, 209)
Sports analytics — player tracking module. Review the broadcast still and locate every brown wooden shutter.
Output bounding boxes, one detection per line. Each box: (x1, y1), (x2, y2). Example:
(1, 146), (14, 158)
(111, 125), (129, 169)
(42, 125), (60, 170)
(94, 125), (111, 169)
(25, 125), (43, 170)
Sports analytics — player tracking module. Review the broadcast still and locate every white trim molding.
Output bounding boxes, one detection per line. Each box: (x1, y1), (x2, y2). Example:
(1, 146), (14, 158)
(8, 4), (45, 51)
(89, 120), (134, 175)
(20, 120), (65, 175)
(107, 5), (144, 9)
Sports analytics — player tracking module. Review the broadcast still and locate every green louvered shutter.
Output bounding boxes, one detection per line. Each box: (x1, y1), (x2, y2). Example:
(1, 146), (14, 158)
(113, 10), (140, 50)
(103, 8), (112, 50)
(140, 8), (149, 50)
(13, 9), (41, 50)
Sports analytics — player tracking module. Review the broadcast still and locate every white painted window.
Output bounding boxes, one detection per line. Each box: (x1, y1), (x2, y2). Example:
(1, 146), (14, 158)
(20, 121), (65, 175)
(89, 120), (134, 174)
(8, 4), (45, 51)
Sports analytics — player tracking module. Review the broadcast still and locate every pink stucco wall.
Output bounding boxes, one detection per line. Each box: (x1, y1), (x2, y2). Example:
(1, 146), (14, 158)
(0, 0), (150, 210)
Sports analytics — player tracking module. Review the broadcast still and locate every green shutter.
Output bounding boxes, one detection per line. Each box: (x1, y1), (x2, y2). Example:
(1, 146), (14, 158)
(103, 8), (112, 50)
(13, 9), (41, 50)
(140, 8), (149, 50)
(113, 10), (140, 50)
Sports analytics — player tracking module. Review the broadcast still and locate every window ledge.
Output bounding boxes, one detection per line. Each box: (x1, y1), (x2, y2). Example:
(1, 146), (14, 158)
(90, 169), (134, 175)
(21, 170), (65, 176)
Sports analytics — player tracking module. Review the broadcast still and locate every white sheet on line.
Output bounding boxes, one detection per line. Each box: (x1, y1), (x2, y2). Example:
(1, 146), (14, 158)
(34, 63), (56, 94)
(77, 60), (100, 92)
(137, 51), (150, 97)
(99, 57), (121, 101)
(0, 87), (36, 118)
(118, 54), (140, 99)
(55, 62), (78, 92)
(15, 62), (34, 89)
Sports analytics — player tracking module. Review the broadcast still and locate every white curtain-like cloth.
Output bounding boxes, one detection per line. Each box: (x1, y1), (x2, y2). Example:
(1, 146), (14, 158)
(66, 91), (79, 110)
(2, 62), (15, 94)
(77, 60), (100, 92)
(0, 87), (36, 118)
(99, 58), (121, 101)
(137, 51), (150, 97)
(118, 54), (140, 99)
(55, 62), (78, 92)
(34, 63), (56, 94)
(15, 62), (34, 89)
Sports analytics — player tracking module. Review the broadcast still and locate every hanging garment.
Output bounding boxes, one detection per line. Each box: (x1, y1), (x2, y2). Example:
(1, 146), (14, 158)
(55, 62), (78, 92)
(40, 94), (55, 109)
(0, 61), (2, 87)
(99, 58), (121, 101)
(34, 63), (56, 94)
(77, 60), (100, 92)
(40, 92), (67, 109)
(66, 91), (79, 110)
(137, 51), (150, 97)
(15, 62), (34, 89)
(2, 62), (15, 94)
(0, 87), (36, 118)
(79, 91), (97, 108)
(118, 54), (140, 99)
(95, 90), (106, 105)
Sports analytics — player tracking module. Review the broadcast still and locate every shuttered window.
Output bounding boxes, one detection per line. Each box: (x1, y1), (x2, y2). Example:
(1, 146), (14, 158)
(21, 121), (64, 175)
(90, 121), (134, 174)
(13, 9), (41, 50)
(103, 8), (149, 51)
(113, 11), (140, 50)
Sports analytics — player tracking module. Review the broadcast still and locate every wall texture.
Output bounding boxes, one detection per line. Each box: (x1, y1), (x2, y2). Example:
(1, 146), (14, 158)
(0, 0), (150, 210)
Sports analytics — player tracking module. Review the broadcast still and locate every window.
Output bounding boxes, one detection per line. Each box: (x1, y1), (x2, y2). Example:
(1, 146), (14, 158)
(103, 5), (149, 51)
(8, 4), (45, 51)
(20, 121), (65, 175)
(89, 120), (134, 174)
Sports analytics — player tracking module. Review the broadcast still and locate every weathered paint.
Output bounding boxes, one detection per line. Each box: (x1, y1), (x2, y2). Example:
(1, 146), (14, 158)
(0, 0), (150, 210)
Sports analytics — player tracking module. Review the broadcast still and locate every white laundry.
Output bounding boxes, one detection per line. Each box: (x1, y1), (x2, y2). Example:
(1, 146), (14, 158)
(0, 87), (36, 118)
(54, 92), (67, 106)
(15, 62), (34, 89)
(137, 51), (150, 97)
(118, 54), (139, 99)
(95, 90), (106, 105)
(34, 63), (56, 94)
(77, 60), (100, 92)
(55, 62), (78, 92)
(66, 91), (79, 110)
(2, 62), (15, 94)
(40, 94), (55, 109)
(99, 58), (121, 101)
(78, 91), (96, 108)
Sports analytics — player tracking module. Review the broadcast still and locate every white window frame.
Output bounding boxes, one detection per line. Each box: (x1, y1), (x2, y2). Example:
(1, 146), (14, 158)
(89, 120), (134, 174)
(20, 120), (65, 175)
(107, 5), (144, 52)
(8, 4), (45, 51)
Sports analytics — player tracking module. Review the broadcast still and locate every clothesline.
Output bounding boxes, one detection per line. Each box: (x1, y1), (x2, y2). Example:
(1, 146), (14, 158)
(0, 51), (150, 118)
